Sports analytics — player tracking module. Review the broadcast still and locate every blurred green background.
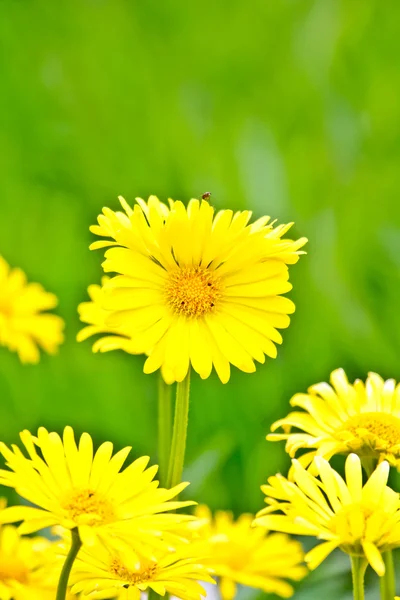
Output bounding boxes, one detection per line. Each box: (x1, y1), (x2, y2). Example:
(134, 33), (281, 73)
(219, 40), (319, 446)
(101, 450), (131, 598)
(1, 0), (400, 597)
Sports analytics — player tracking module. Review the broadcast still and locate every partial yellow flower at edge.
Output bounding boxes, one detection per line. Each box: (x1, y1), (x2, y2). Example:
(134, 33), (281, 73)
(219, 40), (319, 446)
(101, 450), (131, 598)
(0, 426), (195, 557)
(0, 256), (64, 363)
(0, 498), (61, 600)
(268, 368), (400, 471)
(83, 195), (307, 384)
(77, 276), (139, 354)
(69, 538), (214, 600)
(190, 505), (307, 599)
(254, 453), (400, 576)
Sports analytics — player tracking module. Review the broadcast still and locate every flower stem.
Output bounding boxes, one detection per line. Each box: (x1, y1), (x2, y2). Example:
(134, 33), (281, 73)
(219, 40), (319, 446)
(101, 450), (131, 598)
(380, 551), (395, 600)
(158, 375), (172, 485)
(56, 527), (82, 600)
(166, 369), (191, 488)
(351, 556), (367, 600)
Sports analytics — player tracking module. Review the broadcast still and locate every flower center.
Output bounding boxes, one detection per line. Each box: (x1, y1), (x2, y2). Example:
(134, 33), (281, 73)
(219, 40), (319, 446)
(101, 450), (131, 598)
(62, 489), (115, 526)
(339, 412), (400, 452)
(0, 556), (29, 584)
(110, 558), (157, 585)
(165, 266), (221, 317)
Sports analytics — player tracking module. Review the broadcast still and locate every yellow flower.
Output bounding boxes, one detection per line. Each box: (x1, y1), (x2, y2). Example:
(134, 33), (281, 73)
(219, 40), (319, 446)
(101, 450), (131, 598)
(191, 505), (307, 599)
(0, 426), (194, 555)
(254, 453), (400, 576)
(0, 256), (64, 363)
(0, 501), (54, 600)
(82, 195), (306, 383)
(69, 539), (214, 600)
(268, 369), (400, 470)
(77, 277), (137, 354)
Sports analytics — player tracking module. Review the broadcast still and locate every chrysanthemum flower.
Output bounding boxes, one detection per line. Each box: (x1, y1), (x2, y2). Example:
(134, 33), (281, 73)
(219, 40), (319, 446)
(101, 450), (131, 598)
(268, 369), (400, 471)
(0, 499), (55, 600)
(69, 540), (214, 600)
(81, 195), (306, 383)
(254, 453), (400, 576)
(0, 426), (195, 555)
(77, 277), (137, 354)
(0, 256), (64, 363)
(191, 505), (306, 599)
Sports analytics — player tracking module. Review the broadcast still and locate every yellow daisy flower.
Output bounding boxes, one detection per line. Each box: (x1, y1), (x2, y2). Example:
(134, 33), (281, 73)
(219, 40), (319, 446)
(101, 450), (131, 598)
(254, 453), (400, 576)
(0, 426), (194, 554)
(0, 502), (54, 600)
(0, 256), (64, 363)
(82, 195), (306, 384)
(191, 505), (307, 599)
(69, 540), (214, 600)
(77, 277), (137, 354)
(268, 369), (400, 471)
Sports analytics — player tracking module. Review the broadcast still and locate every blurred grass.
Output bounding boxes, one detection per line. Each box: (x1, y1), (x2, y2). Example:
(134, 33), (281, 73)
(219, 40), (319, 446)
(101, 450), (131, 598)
(1, 1), (400, 596)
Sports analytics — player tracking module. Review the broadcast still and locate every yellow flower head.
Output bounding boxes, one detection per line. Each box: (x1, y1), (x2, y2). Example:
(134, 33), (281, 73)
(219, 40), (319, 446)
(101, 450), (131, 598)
(191, 505), (307, 599)
(0, 499), (55, 600)
(77, 277), (137, 354)
(268, 369), (400, 471)
(0, 256), (64, 363)
(69, 539), (214, 600)
(81, 195), (306, 383)
(254, 454), (400, 576)
(0, 426), (194, 555)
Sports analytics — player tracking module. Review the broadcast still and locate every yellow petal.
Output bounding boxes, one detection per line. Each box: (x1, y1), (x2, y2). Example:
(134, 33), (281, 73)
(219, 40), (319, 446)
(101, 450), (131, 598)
(305, 541), (339, 570)
(362, 541), (385, 576)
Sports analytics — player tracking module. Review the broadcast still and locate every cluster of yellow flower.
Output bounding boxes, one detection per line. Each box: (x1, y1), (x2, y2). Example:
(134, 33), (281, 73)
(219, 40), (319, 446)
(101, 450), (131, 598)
(0, 425), (307, 600)
(1, 195), (399, 600)
(0, 426), (212, 599)
(259, 369), (400, 585)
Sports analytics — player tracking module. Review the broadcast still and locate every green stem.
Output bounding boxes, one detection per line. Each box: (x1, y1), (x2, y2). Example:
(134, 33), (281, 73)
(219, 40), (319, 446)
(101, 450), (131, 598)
(166, 369), (191, 488)
(56, 528), (82, 600)
(380, 551), (395, 600)
(351, 556), (367, 600)
(158, 375), (172, 485)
